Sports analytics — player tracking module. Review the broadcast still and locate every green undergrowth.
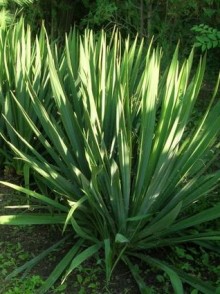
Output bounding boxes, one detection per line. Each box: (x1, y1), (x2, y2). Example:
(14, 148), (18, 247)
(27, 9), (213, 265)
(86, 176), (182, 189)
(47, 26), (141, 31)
(0, 200), (219, 294)
(1, 187), (219, 293)
(0, 235), (219, 293)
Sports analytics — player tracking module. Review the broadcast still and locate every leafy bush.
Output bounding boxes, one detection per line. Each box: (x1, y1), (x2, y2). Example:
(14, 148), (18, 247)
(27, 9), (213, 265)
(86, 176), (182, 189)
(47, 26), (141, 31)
(191, 24), (220, 51)
(0, 24), (220, 293)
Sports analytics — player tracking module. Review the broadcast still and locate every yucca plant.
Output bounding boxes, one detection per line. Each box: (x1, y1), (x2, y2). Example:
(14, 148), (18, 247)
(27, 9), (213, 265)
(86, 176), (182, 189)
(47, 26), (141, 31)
(0, 19), (52, 174)
(0, 0), (33, 29)
(0, 27), (220, 293)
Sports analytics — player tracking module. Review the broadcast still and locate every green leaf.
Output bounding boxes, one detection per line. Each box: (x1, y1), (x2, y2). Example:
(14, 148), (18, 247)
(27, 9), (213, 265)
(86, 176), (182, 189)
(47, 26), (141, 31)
(0, 214), (66, 225)
(126, 214), (152, 222)
(62, 243), (101, 283)
(115, 233), (129, 243)
(170, 203), (220, 232)
(63, 196), (87, 233)
(104, 239), (112, 282)
(0, 181), (68, 212)
(124, 256), (150, 294)
(208, 33), (217, 41)
(202, 44), (207, 51)
(132, 254), (215, 294)
(140, 202), (182, 238)
(6, 234), (72, 280)
(152, 261), (184, 294)
(38, 239), (83, 294)
(213, 40), (219, 48)
(194, 42), (202, 47)
(196, 36), (205, 44)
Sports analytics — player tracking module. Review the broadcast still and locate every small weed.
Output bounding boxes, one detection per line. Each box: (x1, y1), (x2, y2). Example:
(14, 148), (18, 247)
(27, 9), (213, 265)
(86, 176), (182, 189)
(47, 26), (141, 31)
(69, 264), (102, 293)
(0, 240), (41, 293)
(4, 275), (44, 294)
(0, 241), (30, 277)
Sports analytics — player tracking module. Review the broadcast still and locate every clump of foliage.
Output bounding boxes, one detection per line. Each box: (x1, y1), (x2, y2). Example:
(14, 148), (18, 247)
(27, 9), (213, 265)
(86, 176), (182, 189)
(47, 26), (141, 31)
(0, 18), (50, 174)
(0, 239), (43, 293)
(191, 24), (220, 51)
(0, 0), (33, 29)
(0, 22), (220, 294)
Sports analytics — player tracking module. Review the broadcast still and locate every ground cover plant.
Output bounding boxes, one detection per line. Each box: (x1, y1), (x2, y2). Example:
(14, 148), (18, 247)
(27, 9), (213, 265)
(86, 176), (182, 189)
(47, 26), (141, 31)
(0, 22), (220, 293)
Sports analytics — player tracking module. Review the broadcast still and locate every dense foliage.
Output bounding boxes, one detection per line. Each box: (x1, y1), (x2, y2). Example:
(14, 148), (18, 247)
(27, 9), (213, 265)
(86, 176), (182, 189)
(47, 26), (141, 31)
(1, 0), (219, 74)
(0, 21), (220, 293)
(1, 1), (220, 41)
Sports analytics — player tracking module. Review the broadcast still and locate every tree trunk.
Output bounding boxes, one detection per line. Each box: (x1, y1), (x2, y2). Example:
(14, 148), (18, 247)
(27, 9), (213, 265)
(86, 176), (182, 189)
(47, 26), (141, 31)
(140, 0), (144, 38)
(147, 0), (152, 41)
